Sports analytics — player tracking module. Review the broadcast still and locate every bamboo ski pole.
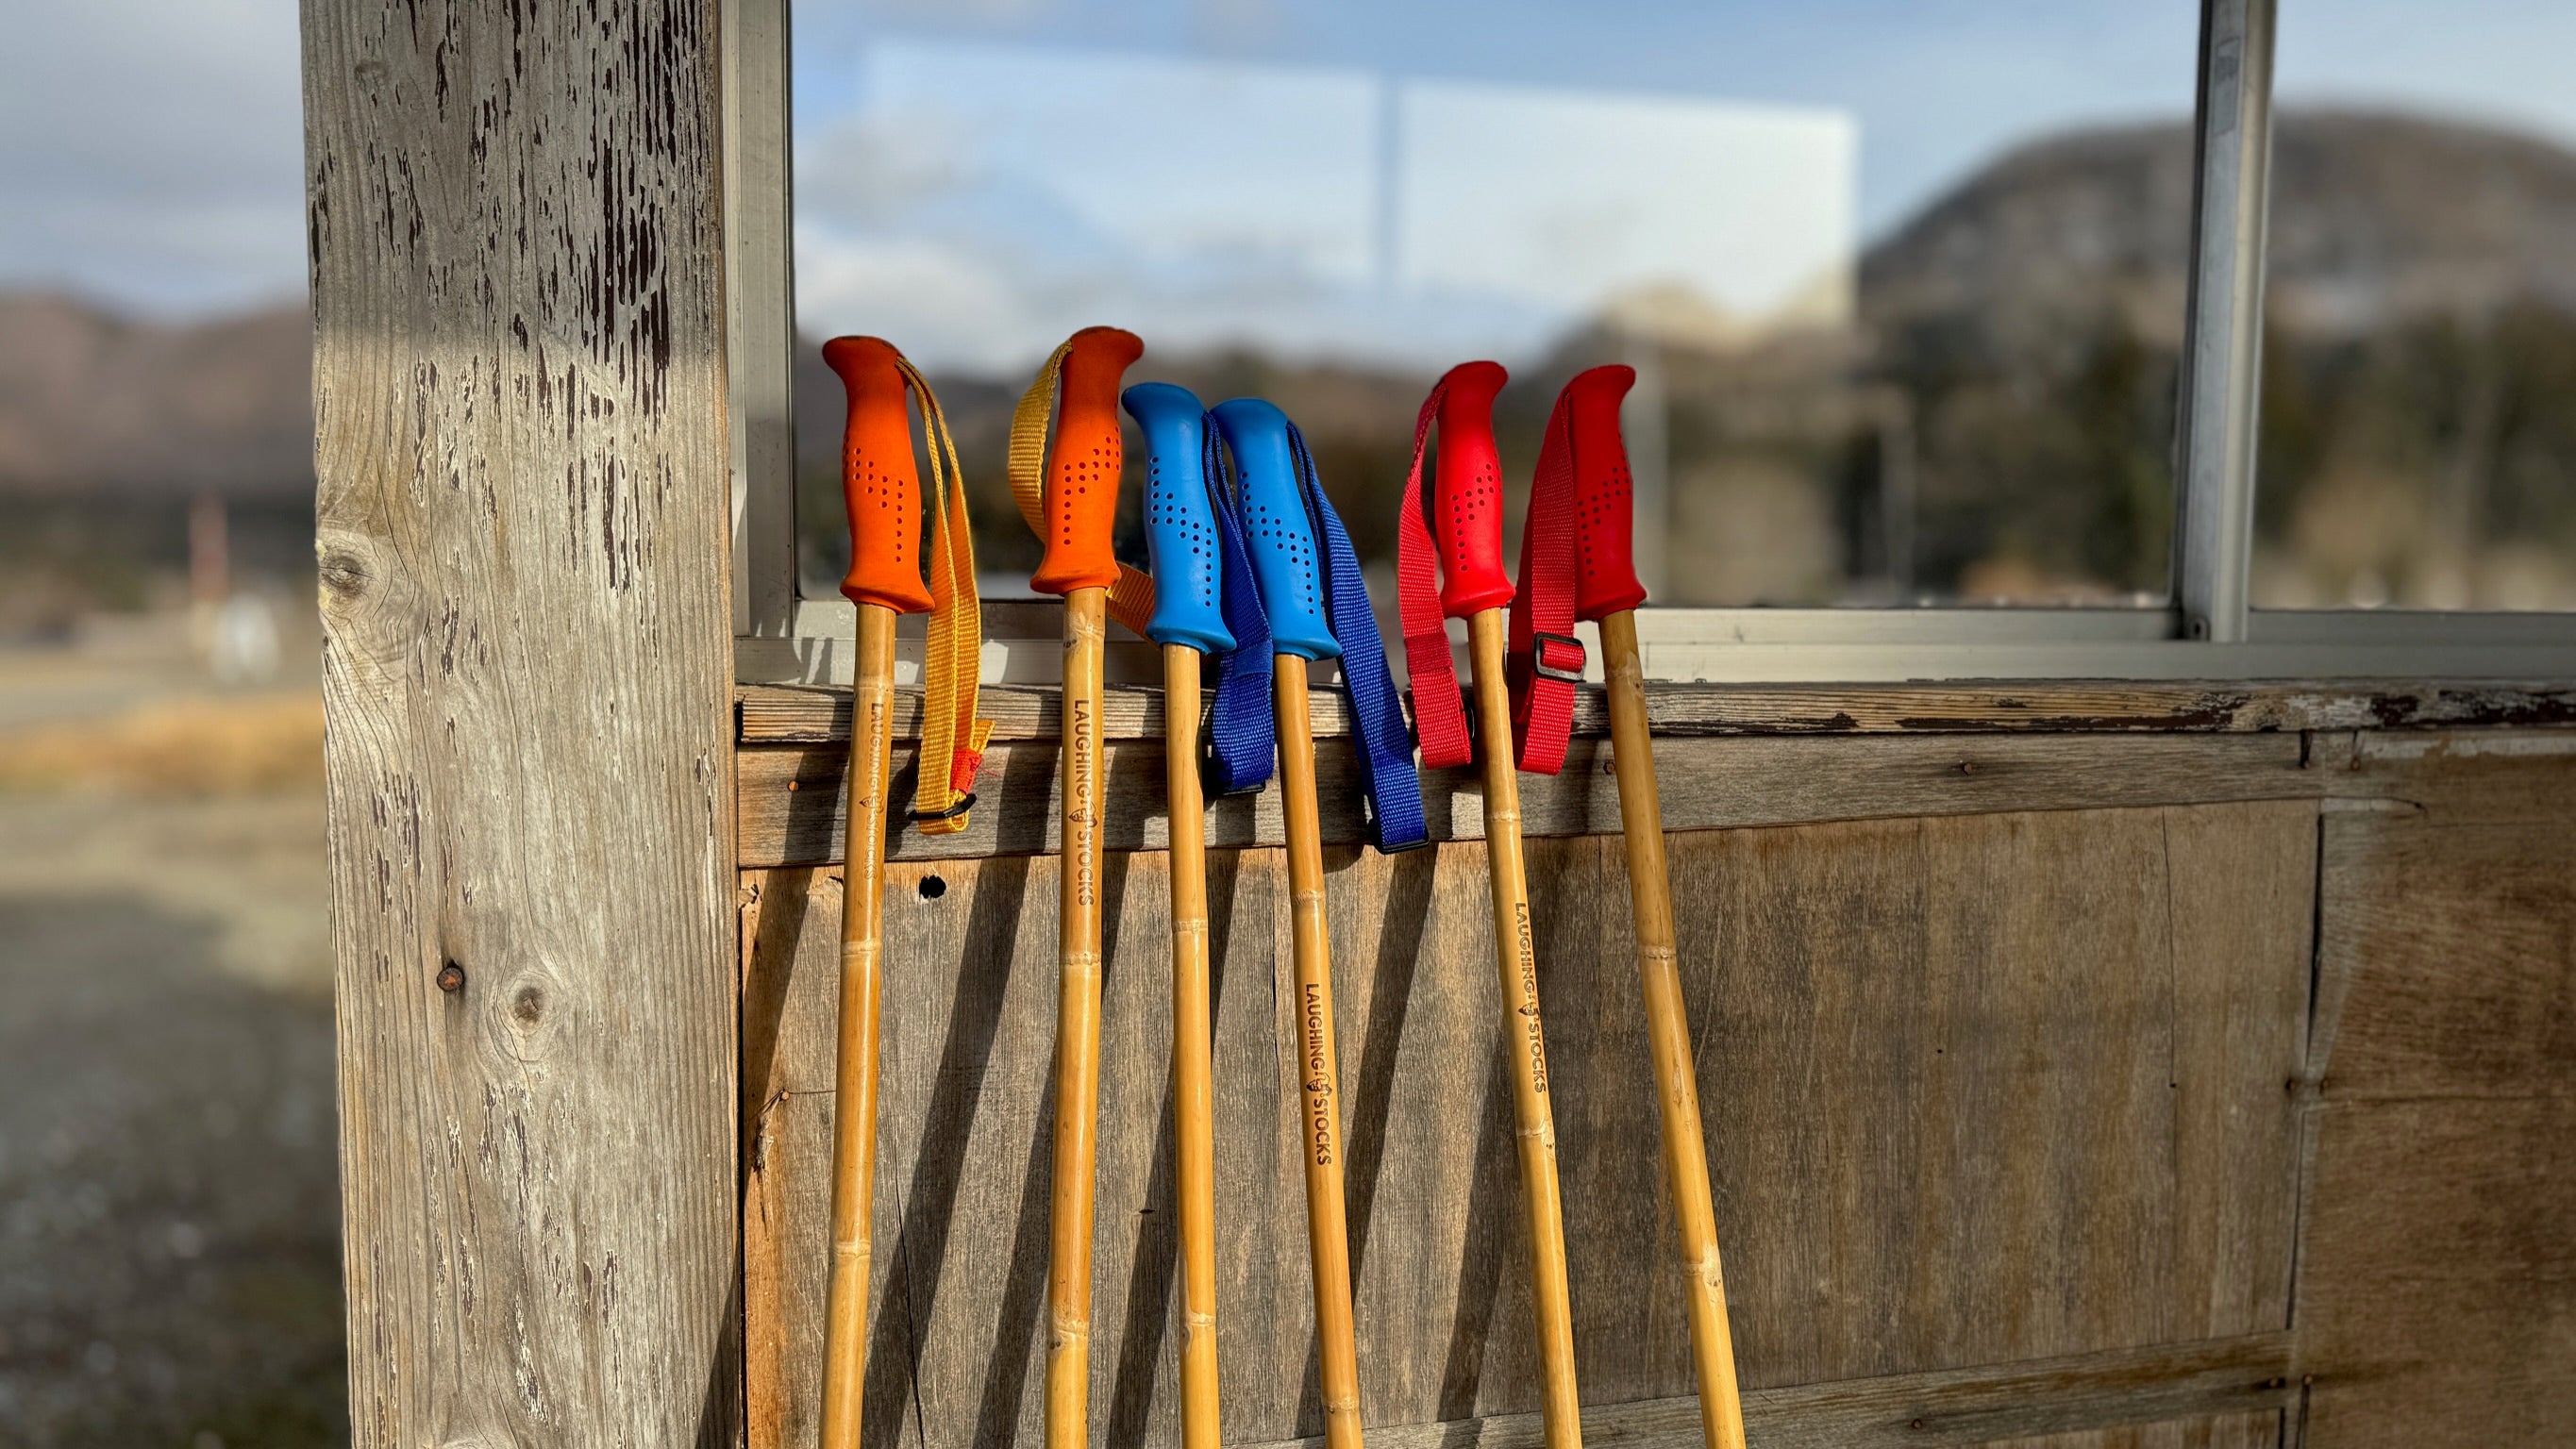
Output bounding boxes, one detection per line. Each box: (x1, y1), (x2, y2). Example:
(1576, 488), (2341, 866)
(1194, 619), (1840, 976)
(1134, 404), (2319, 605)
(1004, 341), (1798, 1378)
(1213, 397), (1368, 1449)
(1276, 653), (1365, 1448)
(1048, 577), (1109, 1449)
(1415, 364), (1583, 1446)
(1124, 381), (1236, 1449)
(1019, 326), (1148, 1449)
(814, 337), (943, 1449)
(1599, 611), (1743, 1447)
(1464, 608), (1581, 1445)
(1561, 367), (1746, 1449)
(1162, 639), (1221, 1445)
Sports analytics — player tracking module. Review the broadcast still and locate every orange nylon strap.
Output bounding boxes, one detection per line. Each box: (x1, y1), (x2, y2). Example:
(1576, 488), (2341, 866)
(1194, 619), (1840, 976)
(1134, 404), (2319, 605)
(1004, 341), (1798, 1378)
(892, 355), (995, 836)
(1008, 337), (1157, 635)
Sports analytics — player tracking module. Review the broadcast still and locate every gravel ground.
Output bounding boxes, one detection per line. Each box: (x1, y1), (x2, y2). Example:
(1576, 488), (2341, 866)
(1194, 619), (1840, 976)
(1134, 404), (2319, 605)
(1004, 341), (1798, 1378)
(0, 635), (347, 1445)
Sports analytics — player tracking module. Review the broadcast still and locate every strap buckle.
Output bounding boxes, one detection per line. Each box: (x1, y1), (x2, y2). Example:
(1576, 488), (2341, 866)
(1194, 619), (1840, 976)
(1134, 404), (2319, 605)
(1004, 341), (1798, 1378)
(1531, 630), (1587, 685)
(907, 791), (977, 825)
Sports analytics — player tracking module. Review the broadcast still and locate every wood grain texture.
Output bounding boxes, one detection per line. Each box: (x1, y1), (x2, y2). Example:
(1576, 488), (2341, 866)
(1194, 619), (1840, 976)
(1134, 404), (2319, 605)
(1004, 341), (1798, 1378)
(307, 2), (737, 1443)
(736, 680), (2576, 745)
(1234, 1333), (2293, 1449)
(737, 732), (2325, 867)
(2293, 741), (2576, 1446)
(2309, 734), (2576, 1099)
(2294, 1098), (2576, 1448)
(740, 802), (2316, 1447)
(1686, 806), (2311, 1389)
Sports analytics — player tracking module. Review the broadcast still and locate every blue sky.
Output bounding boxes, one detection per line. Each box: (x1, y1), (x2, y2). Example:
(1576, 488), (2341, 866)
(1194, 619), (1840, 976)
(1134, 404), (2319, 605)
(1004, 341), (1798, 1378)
(7, 0), (2575, 319)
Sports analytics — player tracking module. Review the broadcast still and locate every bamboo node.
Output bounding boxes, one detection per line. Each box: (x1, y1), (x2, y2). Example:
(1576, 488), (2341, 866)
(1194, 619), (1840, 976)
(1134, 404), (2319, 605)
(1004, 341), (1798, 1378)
(1690, 1244), (1729, 1291)
(1638, 944), (1679, 964)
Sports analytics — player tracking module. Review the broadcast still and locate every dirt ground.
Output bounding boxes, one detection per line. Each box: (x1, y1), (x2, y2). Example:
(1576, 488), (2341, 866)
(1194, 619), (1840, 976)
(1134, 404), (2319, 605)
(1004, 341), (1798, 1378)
(0, 621), (346, 1446)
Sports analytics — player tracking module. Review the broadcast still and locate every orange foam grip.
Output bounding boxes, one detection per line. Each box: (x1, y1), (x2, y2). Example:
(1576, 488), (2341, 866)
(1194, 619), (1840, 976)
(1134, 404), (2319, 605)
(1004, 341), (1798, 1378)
(1029, 325), (1145, 597)
(824, 335), (936, 615)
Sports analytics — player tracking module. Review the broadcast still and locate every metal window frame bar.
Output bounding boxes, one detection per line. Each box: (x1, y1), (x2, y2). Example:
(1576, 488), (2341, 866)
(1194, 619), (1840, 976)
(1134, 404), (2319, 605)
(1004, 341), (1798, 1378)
(727, 0), (2576, 689)
(2173, 0), (2277, 643)
(727, 0), (796, 642)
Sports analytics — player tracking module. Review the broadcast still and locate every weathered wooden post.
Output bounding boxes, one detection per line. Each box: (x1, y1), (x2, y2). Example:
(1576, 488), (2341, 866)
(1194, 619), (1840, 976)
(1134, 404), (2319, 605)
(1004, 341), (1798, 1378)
(305, 2), (740, 1442)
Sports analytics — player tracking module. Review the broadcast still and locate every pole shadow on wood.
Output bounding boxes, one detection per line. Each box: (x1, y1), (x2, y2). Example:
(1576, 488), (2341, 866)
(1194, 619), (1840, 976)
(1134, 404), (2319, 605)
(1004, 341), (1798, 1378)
(1105, 843), (1246, 1442)
(856, 854), (1032, 1447)
(1437, 1037), (1518, 1423)
(698, 1274), (745, 1449)
(742, 867), (817, 1136)
(1340, 846), (1438, 1285)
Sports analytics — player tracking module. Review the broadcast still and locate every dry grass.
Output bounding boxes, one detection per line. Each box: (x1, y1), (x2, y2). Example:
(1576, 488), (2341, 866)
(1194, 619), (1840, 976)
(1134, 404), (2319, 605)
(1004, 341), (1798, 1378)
(0, 690), (324, 794)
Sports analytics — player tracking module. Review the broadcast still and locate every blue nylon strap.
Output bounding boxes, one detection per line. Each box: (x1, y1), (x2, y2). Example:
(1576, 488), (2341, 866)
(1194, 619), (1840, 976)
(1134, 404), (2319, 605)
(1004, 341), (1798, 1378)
(1286, 425), (1430, 853)
(1201, 419), (1276, 795)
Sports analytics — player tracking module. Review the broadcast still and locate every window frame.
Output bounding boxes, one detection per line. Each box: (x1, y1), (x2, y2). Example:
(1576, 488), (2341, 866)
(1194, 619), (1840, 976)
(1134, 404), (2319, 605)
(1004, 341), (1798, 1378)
(728, 0), (2576, 687)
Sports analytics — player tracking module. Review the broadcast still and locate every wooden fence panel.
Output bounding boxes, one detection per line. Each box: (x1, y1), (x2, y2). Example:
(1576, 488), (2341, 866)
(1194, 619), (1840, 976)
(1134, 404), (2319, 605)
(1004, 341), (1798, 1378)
(744, 801), (2316, 1446)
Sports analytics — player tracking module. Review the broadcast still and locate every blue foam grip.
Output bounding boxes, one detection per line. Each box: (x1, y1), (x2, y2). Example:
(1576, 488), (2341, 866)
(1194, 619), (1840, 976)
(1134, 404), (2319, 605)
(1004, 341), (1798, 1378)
(1212, 398), (1338, 661)
(1122, 382), (1233, 653)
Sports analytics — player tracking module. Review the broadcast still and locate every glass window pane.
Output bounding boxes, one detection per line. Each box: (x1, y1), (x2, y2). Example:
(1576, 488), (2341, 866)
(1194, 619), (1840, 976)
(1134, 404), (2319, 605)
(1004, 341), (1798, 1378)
(790, 2), (2197, 607)
(2255, 1), (2576, 610)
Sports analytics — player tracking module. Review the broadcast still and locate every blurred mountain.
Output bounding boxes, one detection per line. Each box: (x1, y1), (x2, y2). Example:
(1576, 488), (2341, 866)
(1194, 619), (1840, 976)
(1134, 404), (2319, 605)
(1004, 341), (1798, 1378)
(1864, 108), (2576, 345)
(0, 291), (310, 498)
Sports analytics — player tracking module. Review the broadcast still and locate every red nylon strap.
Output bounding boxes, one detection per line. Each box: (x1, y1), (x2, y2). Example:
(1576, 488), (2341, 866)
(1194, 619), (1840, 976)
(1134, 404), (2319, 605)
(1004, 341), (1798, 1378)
(1396, 380), (1473, 770)
(1507, 388), (1584, 775)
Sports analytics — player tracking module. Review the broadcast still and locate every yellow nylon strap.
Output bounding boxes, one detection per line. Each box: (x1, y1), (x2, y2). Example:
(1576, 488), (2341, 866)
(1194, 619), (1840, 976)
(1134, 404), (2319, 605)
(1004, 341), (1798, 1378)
(894, 356), (995, 836)
(1007, 339), (1157, 635)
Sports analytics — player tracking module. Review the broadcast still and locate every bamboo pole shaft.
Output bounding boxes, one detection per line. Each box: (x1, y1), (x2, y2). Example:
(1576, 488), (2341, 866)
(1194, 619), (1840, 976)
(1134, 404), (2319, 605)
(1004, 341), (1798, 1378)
(1045, 589), (1107, 1449)
(1464, 608), (1583, 1448)
(1276, 655), (1367, 1449)
(818, 602), (898, 1449)
(1598, 610), (1746, 1449)
(1163, 642), (1223, 1449)
(1045, 587), (1110, 1449)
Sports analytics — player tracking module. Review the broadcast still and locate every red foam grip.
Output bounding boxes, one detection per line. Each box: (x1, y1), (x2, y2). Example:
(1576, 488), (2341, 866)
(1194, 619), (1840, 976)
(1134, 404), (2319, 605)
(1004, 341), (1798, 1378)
(1564, 365), (1649, 620)
(823, 336), (935, 615)
(1029, 325), (1145, 597)
(1432, 360), (1514, 618)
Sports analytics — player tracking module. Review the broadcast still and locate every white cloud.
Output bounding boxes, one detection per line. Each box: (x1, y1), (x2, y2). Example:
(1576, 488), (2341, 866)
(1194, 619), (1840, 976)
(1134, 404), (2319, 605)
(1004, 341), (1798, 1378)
(792, 40), (1857, 370)
(1397, 80), (1854, 327)
(0, 0), (305, 314)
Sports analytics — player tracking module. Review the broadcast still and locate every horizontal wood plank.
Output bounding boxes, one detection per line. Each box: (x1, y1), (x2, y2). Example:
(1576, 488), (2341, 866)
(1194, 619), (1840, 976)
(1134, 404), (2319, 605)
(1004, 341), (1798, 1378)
(737, 733), (2322, 867)
(1229, 1333), (2296, 1449)
(736, 679), (2576, 746)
